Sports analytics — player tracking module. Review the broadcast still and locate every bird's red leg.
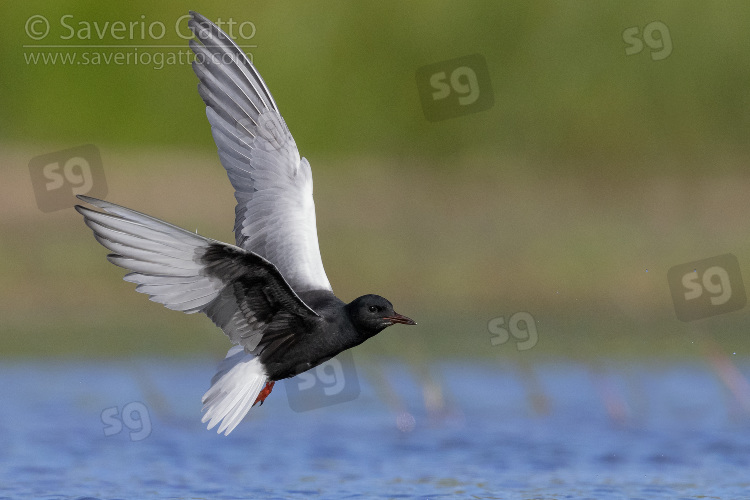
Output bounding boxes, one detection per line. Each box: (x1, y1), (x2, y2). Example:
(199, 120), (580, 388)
(254, 380), (275, 407)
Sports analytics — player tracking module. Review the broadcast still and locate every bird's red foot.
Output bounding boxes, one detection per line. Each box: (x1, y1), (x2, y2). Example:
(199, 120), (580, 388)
(253, 380), (275, 407)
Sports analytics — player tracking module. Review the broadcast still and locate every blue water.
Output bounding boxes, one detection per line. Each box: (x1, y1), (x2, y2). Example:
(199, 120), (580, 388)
(1, 358), (749, 499)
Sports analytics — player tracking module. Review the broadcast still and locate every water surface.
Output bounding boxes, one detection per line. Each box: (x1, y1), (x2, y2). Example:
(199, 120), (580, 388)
(0, 359), (748, 499)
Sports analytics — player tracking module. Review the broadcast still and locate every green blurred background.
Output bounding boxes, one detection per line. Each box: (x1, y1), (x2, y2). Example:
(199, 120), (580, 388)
(3, 1), (750, 361)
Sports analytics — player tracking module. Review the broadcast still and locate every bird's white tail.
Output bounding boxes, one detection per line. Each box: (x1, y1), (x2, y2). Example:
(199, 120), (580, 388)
(202, 345), (268, 435)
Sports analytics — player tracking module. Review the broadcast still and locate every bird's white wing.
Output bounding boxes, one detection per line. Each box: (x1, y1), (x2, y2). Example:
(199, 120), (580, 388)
(75, 195), (319, 353)
(188, 11), (332, 293)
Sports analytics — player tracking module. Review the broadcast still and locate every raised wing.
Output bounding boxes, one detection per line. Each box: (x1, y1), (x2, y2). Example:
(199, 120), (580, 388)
(75, 195), (319, 356)
(188, 11), (332, 293)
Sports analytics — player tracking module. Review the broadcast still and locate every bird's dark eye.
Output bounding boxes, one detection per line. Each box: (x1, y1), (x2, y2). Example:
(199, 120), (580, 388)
(368, 305), (378, 313)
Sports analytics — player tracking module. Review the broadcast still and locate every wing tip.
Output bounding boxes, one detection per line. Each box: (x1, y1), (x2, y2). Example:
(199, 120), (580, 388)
(75, 194), (105, 212)
(105, 253), (126, 267)
(188, 11), (229, 47)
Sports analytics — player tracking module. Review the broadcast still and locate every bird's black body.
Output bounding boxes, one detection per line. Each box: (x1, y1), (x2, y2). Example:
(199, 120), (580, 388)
(200, 243), (411, 381)
(265, 290), (350, 380)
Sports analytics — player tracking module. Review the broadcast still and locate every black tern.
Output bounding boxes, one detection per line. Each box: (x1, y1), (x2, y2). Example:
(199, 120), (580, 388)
(76, 11), (415, 435)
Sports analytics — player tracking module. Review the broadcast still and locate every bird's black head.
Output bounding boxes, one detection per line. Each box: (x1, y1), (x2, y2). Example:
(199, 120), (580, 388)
(346, 294), (416, 337)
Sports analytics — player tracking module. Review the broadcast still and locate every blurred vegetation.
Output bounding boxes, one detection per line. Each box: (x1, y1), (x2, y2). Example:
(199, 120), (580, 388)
(2, 1), (750, 360)
(4, 1), (750, 171)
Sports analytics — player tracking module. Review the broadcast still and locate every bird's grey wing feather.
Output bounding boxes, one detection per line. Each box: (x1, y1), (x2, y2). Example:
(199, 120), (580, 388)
(188, 11), (332, 294)
(76, 195), (318, 353)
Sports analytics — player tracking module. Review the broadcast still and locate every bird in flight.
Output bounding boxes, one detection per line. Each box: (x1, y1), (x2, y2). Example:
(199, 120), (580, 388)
(76, 11), (415, 435)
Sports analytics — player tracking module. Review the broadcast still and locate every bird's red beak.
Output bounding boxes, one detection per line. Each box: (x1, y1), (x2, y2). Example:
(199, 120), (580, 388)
(385, 313), (416, 325)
